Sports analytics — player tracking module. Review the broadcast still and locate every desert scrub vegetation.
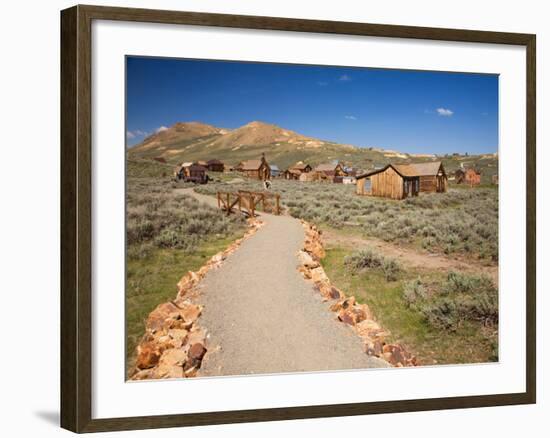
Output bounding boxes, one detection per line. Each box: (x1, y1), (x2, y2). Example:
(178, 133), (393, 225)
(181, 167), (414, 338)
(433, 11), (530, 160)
(403, 272), (498, 331)
(323, 247), (498, 365)
(196, 179), (498, 262)
(127, 177), (246, 257)
(344, 248), (402, 281)
(126, 173), (247, 374)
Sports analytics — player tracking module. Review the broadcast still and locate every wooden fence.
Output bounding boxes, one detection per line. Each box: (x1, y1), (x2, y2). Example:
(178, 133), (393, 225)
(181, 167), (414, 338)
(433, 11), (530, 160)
(216, 190), (281, 216)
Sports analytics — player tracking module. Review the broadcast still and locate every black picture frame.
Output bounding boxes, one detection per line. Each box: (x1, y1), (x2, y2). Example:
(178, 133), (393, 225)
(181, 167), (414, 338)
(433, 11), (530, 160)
(61, 4), (536, 433)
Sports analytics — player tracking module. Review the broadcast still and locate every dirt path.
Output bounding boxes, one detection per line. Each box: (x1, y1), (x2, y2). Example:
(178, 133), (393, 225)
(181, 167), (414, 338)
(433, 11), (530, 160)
(177, 188), (388, 376)
(322, 228), (499, 285)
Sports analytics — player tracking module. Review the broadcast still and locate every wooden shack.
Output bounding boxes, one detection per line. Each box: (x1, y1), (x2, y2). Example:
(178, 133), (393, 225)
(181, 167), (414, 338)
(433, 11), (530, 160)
(289, 161), (312, 173)
(284, 161), (312, 180)
(283, 169), (301, 180)
(356, 161), (447, 200)
(206, 159), (224, 172)
(236, 154), (271, 180)
(455, 168), (481, 185)
(313, 163), (346, 181)
(399, 162), (447, 193)
(175, 163), (208, 183)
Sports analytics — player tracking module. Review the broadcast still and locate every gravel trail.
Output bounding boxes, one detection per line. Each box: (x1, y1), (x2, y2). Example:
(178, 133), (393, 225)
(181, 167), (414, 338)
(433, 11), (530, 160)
(177, 188), (388, 377)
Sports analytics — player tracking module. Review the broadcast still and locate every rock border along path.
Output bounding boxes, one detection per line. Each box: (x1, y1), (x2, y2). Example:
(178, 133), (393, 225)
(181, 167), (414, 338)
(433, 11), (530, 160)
(297, 221), (417, 367)
(131, 188), (389, 380)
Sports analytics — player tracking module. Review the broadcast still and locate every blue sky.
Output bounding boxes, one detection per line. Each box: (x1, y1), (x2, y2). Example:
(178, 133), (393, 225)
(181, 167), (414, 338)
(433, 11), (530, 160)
(126, 57), (498, 154)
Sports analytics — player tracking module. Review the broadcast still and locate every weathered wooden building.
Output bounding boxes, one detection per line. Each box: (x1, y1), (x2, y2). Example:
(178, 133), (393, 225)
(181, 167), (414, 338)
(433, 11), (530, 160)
(236, 155), (271, 180)
(455, 168), (481, 185)
(283, 169), (301, 180)
(283, 161), (312, 180)
(206, 159), (225, 172)
(405, 162), (447, 193)
(313, 163), (346, 181)
(175, 163), (208, 183)
(290, 161), (312, 173)
(356, 161), (447, 200)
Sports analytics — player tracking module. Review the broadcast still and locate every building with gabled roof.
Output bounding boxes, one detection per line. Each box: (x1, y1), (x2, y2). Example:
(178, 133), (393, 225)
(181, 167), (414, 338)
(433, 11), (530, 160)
(235, 154), (271, 180)
(356, 161), (447, 199)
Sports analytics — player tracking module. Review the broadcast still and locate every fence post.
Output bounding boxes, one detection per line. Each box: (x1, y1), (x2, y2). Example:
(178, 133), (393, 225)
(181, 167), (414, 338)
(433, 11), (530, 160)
(276, 194), (280, 215)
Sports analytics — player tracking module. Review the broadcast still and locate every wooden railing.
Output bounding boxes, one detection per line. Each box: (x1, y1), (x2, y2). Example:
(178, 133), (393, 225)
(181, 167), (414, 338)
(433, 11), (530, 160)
(216, 191), (281, 216)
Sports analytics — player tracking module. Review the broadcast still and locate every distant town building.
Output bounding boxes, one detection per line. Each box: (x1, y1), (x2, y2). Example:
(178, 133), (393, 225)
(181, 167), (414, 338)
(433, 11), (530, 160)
(235, 154), (271, 180)
(455, 168), (481, 185)
(206, 159), (225, 172)
(313, 162), (346, 181)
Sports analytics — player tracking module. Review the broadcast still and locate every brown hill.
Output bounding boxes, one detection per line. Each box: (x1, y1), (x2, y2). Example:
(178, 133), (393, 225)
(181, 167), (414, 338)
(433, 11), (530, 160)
(209, 121), (320, 149)
(131, 122), (228, 154)
(127, 120), (498, 182)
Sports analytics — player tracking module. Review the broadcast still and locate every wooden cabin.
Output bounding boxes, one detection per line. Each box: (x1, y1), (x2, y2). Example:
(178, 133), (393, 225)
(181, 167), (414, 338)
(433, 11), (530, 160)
(206, 159), (225, 172)
(401, 162), (447, 193)
(284, 161), (312, 180)
(175, 163), (208, 184)
(455, 168), (481, 185)
(313, 163), (346, 181)
(283, 169), (301, 180)
(356, 162), (447, 200)
(236, 155), (271, 180)
(289, 161), (312, 173)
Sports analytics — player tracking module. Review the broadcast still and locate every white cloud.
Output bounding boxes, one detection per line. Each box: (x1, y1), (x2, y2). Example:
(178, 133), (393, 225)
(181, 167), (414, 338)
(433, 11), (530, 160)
(436, 107), (454, 116)
(317, 81), (328, 86)
(155, 126), (169, 133)
(344, 115), (357, 120)
(339, 74), (352, 82)
(126, 129), (150, 140)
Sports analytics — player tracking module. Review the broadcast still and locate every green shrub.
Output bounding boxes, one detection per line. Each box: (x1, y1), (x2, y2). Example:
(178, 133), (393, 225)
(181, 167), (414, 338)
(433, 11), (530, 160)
(344, 248), (401, 281)
(406, 272), (498, 332)
(344, 248), (383, 272)
(127, 176), (245, 255)
(402, 278), (428, 307)
(382, 258), (402, 281)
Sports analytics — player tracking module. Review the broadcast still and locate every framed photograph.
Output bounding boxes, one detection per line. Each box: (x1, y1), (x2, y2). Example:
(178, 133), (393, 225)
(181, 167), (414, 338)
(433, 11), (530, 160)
(60, 4), (536, 433)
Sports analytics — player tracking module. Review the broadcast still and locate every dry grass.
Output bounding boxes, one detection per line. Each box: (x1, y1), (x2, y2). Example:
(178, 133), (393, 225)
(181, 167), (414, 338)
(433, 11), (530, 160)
(125, 173), (247, 372)
(197, 179), (498, 262)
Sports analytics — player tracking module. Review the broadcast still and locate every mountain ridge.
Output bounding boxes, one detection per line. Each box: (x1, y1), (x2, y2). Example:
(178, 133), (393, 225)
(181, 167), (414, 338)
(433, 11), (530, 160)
(127, 120), (498, 176)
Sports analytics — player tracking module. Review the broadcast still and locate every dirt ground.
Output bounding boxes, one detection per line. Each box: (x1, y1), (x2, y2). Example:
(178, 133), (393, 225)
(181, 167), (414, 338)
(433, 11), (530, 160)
(321, 228), (499, 286)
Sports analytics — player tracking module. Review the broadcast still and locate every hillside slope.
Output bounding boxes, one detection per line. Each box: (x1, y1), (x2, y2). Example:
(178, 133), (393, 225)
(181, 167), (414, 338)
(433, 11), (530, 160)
(127, 120), (498, 182)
